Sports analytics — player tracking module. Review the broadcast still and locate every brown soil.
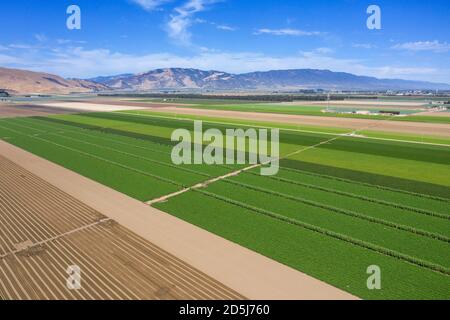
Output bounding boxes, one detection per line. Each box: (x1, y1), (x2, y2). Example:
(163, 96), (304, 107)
(69, 99), (189, 108)
(0, 140), (357, 300)
(0, 104), (79, 118)
(0, 154), (244, 300)
(416, 111), (450, 117)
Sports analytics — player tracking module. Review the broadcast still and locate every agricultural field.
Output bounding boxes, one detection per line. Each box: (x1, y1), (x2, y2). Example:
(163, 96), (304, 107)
(0, 154), (243, 300)
(121, 109), (450, 146)
(129, 99), (450, 124)
(0, 111), (449, 300)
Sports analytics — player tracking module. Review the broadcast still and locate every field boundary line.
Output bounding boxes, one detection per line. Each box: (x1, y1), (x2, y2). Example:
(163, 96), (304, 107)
(146, 167), (252, 205)
(0, 218), (112, 259)
(148, 134), (342, 205)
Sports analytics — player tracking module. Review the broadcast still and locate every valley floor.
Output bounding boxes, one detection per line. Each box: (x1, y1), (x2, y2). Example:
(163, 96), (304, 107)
(0, 100), (449, 300)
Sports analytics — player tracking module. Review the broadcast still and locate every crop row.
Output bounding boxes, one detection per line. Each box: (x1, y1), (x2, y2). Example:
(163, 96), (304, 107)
(280, 162), (450, 203)
(78, 111), (329, 148)
(1, 120), (212, 187)
(245, 171), (449, 220)
(48, 112), (450, 179)
(16, 117), (242, 177)
(223, 178), (449, 242)
(0, 123), (178, 200)
(32, 117), (242, 175)
(3, 122), (186, 185)
(202, 180), (450, 268)
(154, 190), (450, 299)
(0, 122), (180, 200)
(320, 133), (450, 166)
(194, 188), (450, 275)
(34, 116), (268, 167)
(273, 166), (450, 215)
(232, 171), (449, 237)
(15, 118), (213, 179)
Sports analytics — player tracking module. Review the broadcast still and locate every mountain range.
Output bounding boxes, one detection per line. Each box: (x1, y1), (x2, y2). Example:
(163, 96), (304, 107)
(89, 68), (450, 91)
(1, 66), (449, 94)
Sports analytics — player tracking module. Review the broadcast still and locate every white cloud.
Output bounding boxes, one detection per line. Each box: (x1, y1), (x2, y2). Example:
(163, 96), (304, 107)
(34, 34), (47, 42)
(313, 47), (333, 55)
(56, 39), (87, 45)
(352, 43), (377, 49)
(392, 40), (450, 53)
(216, 24), (236, 31)
(130, 0), (172, 11)
(2, 45), (445, 83)
(8, 44), (37, 50)
(167, 0), (219, 45)
(254, 28), (323, 36)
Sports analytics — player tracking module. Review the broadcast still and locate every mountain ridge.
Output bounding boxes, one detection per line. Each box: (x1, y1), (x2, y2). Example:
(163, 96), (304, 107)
(0, 67), (108, 94)
(88, 68), (450, 91)
(1, 66), (449, 94)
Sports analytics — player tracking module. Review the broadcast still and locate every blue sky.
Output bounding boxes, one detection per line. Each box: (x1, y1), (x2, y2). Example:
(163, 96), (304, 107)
(0, 0), (449, 83)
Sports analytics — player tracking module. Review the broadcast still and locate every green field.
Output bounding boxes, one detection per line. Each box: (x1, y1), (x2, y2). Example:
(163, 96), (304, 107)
(121, 109), (450, 146)
(0, 112), (449, 299)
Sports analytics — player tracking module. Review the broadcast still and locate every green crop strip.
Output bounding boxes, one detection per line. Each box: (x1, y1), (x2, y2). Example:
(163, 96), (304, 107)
(104, 111), (450, 164)
(14, 117), (242, 176)
(193, 189), (450, 275)
(317, 135), (450, 166)
(281, 159), (450, 201)
(39, 116), (266, 163)
(44, 131), (212, 178)
(173, 103), (450, 124)
(221, 178), (450, 243)
(155, 191), (450, 299)
(0, 123), (185, 188)
(19, 117), (173, 155)
(9, 117), (448, 237)
(244, 171), (449, 220)
(2, 120), (225, 185)
(39, 116), (178, 147)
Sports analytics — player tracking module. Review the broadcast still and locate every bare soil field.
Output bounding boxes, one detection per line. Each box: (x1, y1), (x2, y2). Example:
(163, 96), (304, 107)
(37, 102), (149, 112)
(416, 111), (450, 117)
(303, 100), (426, 108)
(0, 155), (244, 300)
(0, 104), (79, 118)
(69, 99), (189, 108)
(148, 106), (450, 137)
(0, 140), (357, 300)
